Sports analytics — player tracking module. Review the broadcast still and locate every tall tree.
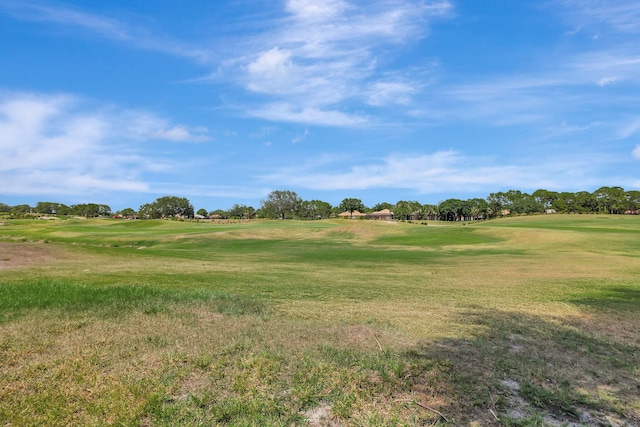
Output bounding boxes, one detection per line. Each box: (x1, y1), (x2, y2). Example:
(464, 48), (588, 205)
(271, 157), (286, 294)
(486, 192), (507, 216)
(625, 190), (640, 211)
(371, 202), (393, 212)
(227, 204), (256, 219)
(261, 190), (301, 219)
(139, 196), (193, 219)
(532, 189), (558, 209)
(71, 203), (111, 218)
(438, 199), (469, 221)
(300, 200), (332, 219)
(208, 209), (228, 219)
(511, 193), (542, 214)
(11, 204), (32, 214)
(119, 208), (137, 218)
(575, 191), (597, 213)
(35, 202), (59, 215)
(468, 198), (489, 220)
(394, 200), (421, 220)
(421, 204), (439, 221)
(339, 198), (365, 218)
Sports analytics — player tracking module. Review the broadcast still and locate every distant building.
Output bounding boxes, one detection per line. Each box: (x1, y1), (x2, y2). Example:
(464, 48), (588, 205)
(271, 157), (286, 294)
(367, 209), (394, 221)
(338, 210), (365, 219)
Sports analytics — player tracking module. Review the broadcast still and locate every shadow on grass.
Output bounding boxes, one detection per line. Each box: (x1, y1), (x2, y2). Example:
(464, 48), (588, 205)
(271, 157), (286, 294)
(143, 306), (639, 426)
(570, 285), (640, 311)
(404, 308), (639, 426)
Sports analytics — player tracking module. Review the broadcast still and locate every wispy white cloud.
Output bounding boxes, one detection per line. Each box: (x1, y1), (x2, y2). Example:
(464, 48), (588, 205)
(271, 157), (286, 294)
(617, 117), (640, 139)
(285, 0), (347, 22)
(569, 50), (640, 85)
(435, 39), (640, 129)
(0, 0), (211, 62)
(0, 0), (130, 39)
(247, 103), (369, 127)
(421, 1), (640, 131)
(0, 1), (452, 127)
(250, 126), (278, 138)
(261, 151), (611, 194)
(227, 0), (453, 125)
(540, 120), (602, 140)
(367, 80), (418, 106)
(633, 145), (640, 159)
(597, 76), (618, 86)
(0, 91), (209, 196)
(148, 182), (270, 201)
(291, 128), (309, 144)
(148, 126), (210, 143)
(557, 0), (640, 34)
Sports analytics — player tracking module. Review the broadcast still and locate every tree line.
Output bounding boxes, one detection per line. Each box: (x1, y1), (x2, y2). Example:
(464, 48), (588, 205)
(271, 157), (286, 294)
(1, 186), (639, 221)
(0, 201), (112, 218)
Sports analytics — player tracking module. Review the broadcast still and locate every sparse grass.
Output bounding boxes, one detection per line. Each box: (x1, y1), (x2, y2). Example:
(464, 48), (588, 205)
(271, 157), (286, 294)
(0, 215), (639, 425)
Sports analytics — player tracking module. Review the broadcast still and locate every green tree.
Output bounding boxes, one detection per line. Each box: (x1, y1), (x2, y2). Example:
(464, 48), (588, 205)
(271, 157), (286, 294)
(511, 193), (542, 214)
(35, 201), (61, 215)
(71, 203), (111, 218)
(625, 190), (640, 211)
(486, 192), (507, 216)
(339, 198), (366, 218)
(119, 208), (137, 218)
(394, 200), (421, 220)
(139, 196), (193, 219)
(196, 208), (209, 217)
(300, 200), (333, 219)
(608, 186), (626, 214)
(421, 204), (439, 220)
(468, 198), (489, 220)
(371, 202), (393, 212)
(261, 190), (302, 219)
(0, 202), (10, 212)
(227, 204), (256, 219)
(574, 191), (596, 213)
(593, 186), (625, 214)
(138, 203), (156, 219)
(209, 209), (228, 219)
(532, 189), (559, 210)
(11, 204), (32, 214)
(438, 199), (469, 221)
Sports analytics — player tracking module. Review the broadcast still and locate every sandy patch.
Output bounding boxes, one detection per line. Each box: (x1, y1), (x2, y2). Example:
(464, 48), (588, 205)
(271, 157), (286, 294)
(305, 404), (343, 426)
(0, 242), (63, 270)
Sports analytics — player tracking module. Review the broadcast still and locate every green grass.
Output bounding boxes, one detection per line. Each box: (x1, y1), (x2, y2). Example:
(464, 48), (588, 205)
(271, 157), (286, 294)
(0, 215), (639, 425)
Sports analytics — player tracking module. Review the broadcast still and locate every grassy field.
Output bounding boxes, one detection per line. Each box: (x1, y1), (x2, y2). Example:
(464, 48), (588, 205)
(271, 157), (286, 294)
(0, 215), (638, 426)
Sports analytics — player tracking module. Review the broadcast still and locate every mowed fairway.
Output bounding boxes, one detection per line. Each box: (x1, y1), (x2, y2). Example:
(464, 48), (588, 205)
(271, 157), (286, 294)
(0, 216), (638, 426)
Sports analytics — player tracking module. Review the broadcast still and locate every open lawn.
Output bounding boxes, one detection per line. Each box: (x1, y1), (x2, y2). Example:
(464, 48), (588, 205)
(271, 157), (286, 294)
(0, 215), (638, 426)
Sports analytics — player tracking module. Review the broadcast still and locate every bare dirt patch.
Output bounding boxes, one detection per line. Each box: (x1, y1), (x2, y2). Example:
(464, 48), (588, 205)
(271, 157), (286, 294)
(0, 242), (65, 270)
(305, 404), (343, 426)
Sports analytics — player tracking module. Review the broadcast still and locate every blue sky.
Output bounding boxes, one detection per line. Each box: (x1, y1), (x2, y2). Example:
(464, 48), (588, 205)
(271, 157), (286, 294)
(1, 0), (639, 212)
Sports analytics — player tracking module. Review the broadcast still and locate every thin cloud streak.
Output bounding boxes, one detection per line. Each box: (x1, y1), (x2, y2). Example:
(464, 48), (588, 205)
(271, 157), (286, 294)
(0, 0), (211, 62)
(0, 0), (130, 39)
(558, 0), (640, 34)
(247, 103), (369, 127)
